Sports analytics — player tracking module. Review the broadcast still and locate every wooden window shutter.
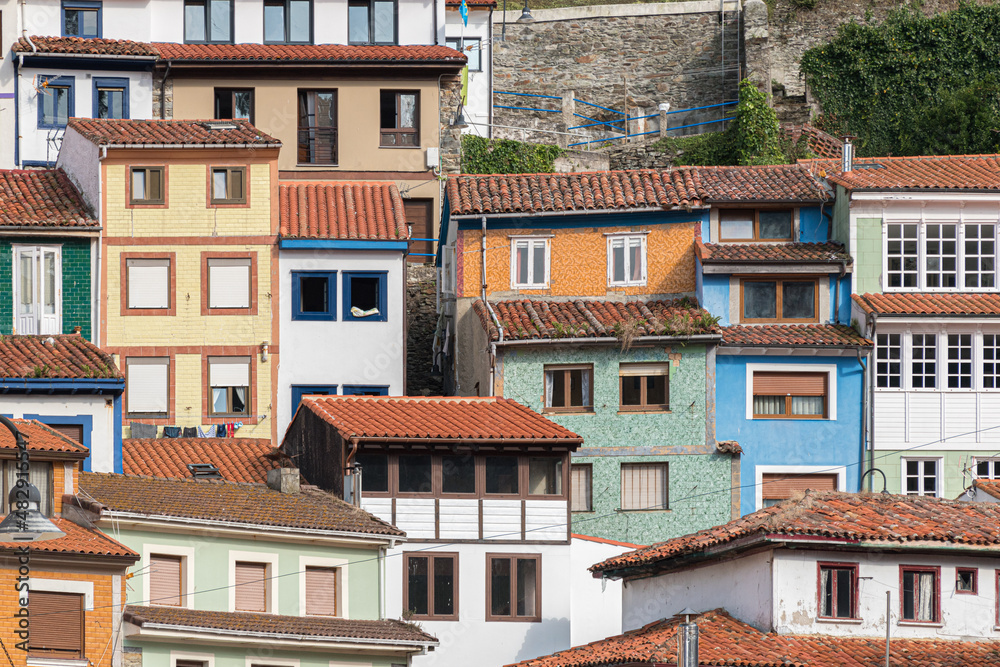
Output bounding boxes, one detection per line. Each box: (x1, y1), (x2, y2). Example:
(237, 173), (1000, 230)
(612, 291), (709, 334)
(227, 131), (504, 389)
(29, 592), (84, 657)
(47, 423), (83, 445)
(762, 473), (838, 500)
(234, 561), (267, 612)
(305, 566), (338, 616)
(754, 372), (826, 396)
(150, 554), (183, 606)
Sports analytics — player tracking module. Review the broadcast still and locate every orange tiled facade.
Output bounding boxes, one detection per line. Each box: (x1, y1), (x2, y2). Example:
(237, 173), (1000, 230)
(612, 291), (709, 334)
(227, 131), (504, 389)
(458, 224), (698, 298)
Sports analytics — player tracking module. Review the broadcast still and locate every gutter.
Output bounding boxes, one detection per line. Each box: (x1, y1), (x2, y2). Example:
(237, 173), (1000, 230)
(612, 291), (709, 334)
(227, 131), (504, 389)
(492, 334), (722, 347)
(451, 205), (706, 220)
(126, 623), (439, 649)
(162, 59), (464, 68)
(93, 142), (282, 149)
(13, 51), (157, 61)
(0, 226), (101, 235)
(351, 436), (583, 446)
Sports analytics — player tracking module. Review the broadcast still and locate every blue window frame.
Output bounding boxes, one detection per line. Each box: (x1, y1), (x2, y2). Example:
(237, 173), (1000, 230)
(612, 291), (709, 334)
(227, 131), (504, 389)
(291, 385), (337, 415)
(291, 270), (336, 321)
(343, 271), (388, 321)
(342, 385), (389, 396)
(62, 0), (102, 37)
(37, 76), (75, 129)
(93, 77), (129, 119)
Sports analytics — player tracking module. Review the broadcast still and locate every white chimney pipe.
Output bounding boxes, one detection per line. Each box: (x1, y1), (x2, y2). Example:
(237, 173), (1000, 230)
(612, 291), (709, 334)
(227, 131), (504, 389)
(842, 136), (855, 173)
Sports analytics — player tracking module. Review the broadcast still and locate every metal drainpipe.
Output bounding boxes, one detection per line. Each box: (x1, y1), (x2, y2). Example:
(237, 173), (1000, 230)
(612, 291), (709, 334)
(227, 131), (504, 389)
(160, 61), (172, 120)
(867, 311), (878, 491)
(481, 215), (504, 394)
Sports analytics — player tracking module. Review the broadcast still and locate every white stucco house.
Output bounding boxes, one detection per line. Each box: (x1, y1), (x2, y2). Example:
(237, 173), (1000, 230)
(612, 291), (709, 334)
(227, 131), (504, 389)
(276, 181), (408, 437)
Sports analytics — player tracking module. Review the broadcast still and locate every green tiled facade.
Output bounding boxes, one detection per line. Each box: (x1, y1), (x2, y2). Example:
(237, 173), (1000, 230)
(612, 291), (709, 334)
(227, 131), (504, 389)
(853, 217), (882, 295)
(0, 237), (92, 339)
(498, 343), (733, 545)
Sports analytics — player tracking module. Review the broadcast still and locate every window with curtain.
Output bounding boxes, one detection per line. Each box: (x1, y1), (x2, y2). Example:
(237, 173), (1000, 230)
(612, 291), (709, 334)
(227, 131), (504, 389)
(818, 563), (857, 619)
(752, 371), (827, 419)
(620, 462), (667, 511)
(3, 461), (52, 516)
(511, 238), (549, 288)
(607, 235), (646, 287)
(380, 91), (419, 146)
(208, 356), (250, 416)
(619, 363), (669, 411)
(543, 365), (592, 412)
(130, 167), (165, 204)
(297, 90), (337, 165)
(570, 464), (592, 512)
(901, 567), (938, 622)
(527, 458), (562, 495)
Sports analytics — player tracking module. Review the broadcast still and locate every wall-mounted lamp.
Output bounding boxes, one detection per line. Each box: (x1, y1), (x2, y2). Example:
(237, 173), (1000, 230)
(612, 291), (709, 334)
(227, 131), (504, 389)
(0, 416), (65, 542)
(260, 341), (269, 362)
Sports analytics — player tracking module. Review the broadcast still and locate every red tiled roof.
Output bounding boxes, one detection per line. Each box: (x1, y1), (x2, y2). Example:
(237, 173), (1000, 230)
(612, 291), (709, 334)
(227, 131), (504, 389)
(14, 35), (158, 57)
(507, 608), (1000, 667)
(279, 182), (409, 241)
(67, 118), (281, 147)
(447, 167), (828, 215)
(782, 123), (844, 160)
(974, 479), (1000, 501)
(124, 605), (438, 645)
(296, 396), (583, 443)
(474, 299), (720, 342)
(804, 154), (1000, 191)
(0, 518), (137, 559)
(593, 490), (1000, 575)
(154, 42), (465, 64)
(81, 473), (404, 536)
(853, 292), (1000, 316)
(0, 419), (89, 455)
(0, 334), (121, 379)
(696, 241), (852, 264)
(0, 170), (96, 228)
(721, 324), (872, 348)
(122, 438), (288, 483)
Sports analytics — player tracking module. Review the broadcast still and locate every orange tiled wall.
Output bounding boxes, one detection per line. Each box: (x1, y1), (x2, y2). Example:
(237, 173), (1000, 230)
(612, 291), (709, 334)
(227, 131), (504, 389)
(0, 568), (120, 667)
(459, 223), (698, 298)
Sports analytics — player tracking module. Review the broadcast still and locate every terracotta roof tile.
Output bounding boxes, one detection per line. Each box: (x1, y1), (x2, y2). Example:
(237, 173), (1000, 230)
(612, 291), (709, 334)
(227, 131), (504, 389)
(0, 170), (96, 228)
(0, 419), (89, 455)
(447, 167), (829, 215)
(279, 182), (409, 241)
(67, 118), (280, 147)
(697, 241), (853, 264)
(296, 396), (583, 443)
(80, 473), (404, 536)
(0, 518), (137, 559)
(154, 42), (465, 63)
(474, 299), (720, 342)
(124, 605), (438, 644)
(122, 438), (288, 483)
(593, 491), (1000, 575)
(782, 123), (844, 160)
(507, 608), (1000, 667)
(721, 324), (872, 347)
(803, 154), (1000, 191)
(973, 479), (1000, 501)
(14, 35), (158, 56)
(0, 334), (121, 379)
(853, 292), (1000, 316)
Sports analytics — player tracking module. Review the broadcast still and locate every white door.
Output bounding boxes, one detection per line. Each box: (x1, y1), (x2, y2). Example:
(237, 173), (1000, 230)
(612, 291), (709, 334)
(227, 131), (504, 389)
(14, 246), (61, 335)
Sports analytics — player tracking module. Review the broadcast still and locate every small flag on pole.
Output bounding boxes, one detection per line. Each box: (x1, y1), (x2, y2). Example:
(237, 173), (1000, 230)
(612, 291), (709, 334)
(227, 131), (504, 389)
(460, 0), (469, 26)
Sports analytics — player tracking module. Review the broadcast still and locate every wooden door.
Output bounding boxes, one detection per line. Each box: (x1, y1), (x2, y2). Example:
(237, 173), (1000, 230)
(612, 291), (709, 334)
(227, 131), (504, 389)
(405, 200), (434, 264)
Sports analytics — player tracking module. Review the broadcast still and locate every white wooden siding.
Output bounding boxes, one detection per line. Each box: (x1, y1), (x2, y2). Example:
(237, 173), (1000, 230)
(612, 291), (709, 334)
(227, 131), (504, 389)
(874, 392), (906, 446)
(482, 500), (522, 540)
(439, 499), (480, 540)
(394, 498), (436, 539)
(908, 393), (942, 444)
(876, 390), (1000, 449)
(361, 498), (393, 525)
(525, 500), (567, 540)
(982, 394), (1000, 445)
(943, 393), (977, 441)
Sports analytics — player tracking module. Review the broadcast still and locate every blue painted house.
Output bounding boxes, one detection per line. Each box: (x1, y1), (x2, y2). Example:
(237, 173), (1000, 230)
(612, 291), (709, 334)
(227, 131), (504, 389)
(696, 186), (871, 514)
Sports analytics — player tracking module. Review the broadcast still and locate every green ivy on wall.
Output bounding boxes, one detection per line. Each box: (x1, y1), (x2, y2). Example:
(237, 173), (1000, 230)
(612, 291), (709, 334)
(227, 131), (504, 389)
(801, 2), (1000, 157)
(461, 135), (563, 174)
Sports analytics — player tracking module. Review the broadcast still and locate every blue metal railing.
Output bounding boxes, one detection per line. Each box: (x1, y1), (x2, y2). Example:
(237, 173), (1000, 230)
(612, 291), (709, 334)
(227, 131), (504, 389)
(568, 116), (737, 148)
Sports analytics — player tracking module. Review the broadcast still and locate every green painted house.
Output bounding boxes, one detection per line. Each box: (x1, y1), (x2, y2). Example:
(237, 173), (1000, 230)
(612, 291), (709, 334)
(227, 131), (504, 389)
(78, 469), (438, 667)
(0, 169), (98, 340)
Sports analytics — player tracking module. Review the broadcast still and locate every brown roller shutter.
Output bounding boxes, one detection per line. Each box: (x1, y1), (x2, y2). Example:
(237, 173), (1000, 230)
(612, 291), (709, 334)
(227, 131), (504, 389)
(29, 592), (84, 658)
(150, 554), (182, 606)
(47, 423), (84, 445)
(305, 566), (338, 616)
(754, 372), (827, 396)
(762, 473), (838, 500)
(235, 561), (267, 612)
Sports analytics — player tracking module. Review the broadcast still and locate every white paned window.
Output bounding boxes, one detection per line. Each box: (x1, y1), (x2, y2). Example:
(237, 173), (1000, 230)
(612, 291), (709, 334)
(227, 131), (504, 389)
(903, 458), (939, 496)
(974, 458), (1000, 479)
(511, 238), (549, 288)
(876, 333), (902, 388)
(947, 333), (972, 389)
(885, 221), (1000, 290)
(985, 334), (1000, 388)
(208, 258), (251, 309)
(127, 259), (170, 309)
(620, 462), (667, 511)
(127, 357), (168, 415)
(208, 356), (250, 415)
(911, 333), (937, 389)
(607, 235), (646, 287)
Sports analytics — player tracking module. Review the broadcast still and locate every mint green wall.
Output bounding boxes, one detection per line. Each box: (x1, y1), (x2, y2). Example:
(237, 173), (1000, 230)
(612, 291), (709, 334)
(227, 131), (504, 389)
(498, 344), (732, 545)
(0, 237), (93, 339)
(854, 216), (883, 295)
(115, 527), (382, 619)
(878, 450), (975, 500)
(831, 185), (851, 245)
(134, 638), (402, 667)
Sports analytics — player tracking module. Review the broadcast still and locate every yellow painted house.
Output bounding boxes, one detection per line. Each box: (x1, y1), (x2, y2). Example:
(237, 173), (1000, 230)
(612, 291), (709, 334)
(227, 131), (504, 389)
(58, 118), (280, 441)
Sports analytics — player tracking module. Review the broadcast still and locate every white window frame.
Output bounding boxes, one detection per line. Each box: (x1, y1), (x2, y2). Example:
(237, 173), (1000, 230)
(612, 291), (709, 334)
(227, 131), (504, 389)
(27, 578), (94, 610)
(247, 659), (298, 667)
(744, 363), (838, 421)
(228, 550), (279, 613)
(12, 244), (62, 335)
(509, 236), (550, 289)
(973, 457), (1000, 480)
(298, 555), (348, 618)
(901, 457), (942, 497)
(606, 232), (647, 287)
(882, 218), (1000, 292)
(754, 465), (847, 512)
(126, 357), (169, 415)
(126, 258), (170, 310)
(874, 327), (1000, 392)
(171, 651), (215, 667)
(143, 544), (195, 609)
(207, 257), (251, 309)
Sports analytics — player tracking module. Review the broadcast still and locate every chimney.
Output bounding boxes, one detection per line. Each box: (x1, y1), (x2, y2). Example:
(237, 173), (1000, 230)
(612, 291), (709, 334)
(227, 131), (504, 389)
(267, 467), (300, 494)
(841, 136), (854, 172)
(676, 608), (699, 667)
